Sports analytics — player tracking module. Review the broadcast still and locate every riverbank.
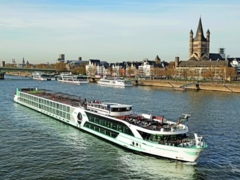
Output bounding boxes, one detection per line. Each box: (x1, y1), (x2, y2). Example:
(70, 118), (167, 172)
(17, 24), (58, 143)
(135, 79), (240, 93)
(5, 73), (240, 93)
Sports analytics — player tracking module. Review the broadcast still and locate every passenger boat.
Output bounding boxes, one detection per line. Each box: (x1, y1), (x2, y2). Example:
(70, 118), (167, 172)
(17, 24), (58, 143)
(97, 76), (133, 87)
(32, 72), (55, 81)
(74, 75), (89, 84)
(14, 87), (207, 162)
(57, 73), (80, 85)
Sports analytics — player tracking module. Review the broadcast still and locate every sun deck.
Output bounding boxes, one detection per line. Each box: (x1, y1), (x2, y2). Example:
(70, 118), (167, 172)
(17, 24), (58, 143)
(19, 88), (83, 107)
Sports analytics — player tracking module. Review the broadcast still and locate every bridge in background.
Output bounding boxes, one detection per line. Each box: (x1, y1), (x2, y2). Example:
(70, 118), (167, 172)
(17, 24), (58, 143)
(0, 67), (56, 80)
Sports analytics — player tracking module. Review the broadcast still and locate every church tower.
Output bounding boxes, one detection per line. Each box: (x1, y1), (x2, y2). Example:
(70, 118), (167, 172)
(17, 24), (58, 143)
(189, 18), (210, 60)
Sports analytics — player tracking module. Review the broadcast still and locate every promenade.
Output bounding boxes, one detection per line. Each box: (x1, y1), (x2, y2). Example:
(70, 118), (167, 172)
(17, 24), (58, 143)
(135, 79), (240, 93)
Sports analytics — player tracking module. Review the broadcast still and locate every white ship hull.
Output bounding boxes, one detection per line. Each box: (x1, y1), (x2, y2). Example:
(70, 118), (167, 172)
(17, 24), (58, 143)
(57, 79), (80, 85)
(32, 77), (56, 81)
(97, 79), (133, 87)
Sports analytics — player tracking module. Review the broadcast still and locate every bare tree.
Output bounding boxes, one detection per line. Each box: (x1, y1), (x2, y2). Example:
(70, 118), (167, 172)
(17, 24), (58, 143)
(127, 67), (134, 77)
(71, 65), (86, 75)
(202, 68), (215, 81)
(225, 67), (237, 81)
(87, 66), (97, 77)
(55, 62), (67, 73)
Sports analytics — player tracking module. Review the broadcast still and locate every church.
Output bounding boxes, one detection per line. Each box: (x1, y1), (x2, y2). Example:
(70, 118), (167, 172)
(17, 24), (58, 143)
(174, 18), (238, 80)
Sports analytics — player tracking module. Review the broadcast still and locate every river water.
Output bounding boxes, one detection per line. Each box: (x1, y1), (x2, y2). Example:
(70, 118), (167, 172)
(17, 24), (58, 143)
(1, 76), (240, 180)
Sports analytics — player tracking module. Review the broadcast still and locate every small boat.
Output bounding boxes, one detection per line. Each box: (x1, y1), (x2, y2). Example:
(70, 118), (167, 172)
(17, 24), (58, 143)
(14, 87), (207, 162)
(97, 76), (133, 87)
(32, 72), (55, 81)
(57, 73), (80, 85)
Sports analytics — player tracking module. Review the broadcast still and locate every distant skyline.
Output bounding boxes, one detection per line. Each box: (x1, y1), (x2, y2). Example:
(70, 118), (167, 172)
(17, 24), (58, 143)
(1, 0), (240, 64)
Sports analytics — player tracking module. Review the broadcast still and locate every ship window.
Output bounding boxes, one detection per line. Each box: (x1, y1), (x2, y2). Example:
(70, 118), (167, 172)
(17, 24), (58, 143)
(85, 112), (134, 136)
(84, 122), (119, 138)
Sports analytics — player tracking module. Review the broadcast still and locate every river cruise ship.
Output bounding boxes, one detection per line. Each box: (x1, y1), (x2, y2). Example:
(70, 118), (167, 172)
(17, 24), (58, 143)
(97, 76), (133, 87)
(14, 87), (207, 162)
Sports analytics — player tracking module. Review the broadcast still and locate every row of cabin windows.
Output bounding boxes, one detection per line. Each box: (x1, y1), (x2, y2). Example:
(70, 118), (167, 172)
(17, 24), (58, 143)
(111, 107), (132, 112)
(138, 130), (187, 142)
(86, 112), (134, 136)
(84, 122), (119, 138)
(39, 99), (70, 112)
(19, 94), (71, 120)
(39, 105), (71, 120)
(20, 97), (38, 108)
(20, 92), (38, 102)
(20, 92), (70, 112)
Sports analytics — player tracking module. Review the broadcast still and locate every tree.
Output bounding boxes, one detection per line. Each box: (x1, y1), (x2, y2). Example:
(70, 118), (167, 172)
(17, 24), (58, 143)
(165, 67), (174, 79)
(181, 69), (188, 80)
(107, 66), (113, 76)
(217, 67), (225, 82)
(225, 67), (237, 81)
(87, 66), (97, 77)
(112, 68), (118, 76)
(56, 62), (67, 73)
(202, 68), (215, 81)
(127, 67), (134, 77)
(71, 65), (86, 75)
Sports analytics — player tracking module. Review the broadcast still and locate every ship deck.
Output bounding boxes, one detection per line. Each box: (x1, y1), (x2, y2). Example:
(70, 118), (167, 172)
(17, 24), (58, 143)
(19, 88), (84, 107)
(19, 88), (187, 134)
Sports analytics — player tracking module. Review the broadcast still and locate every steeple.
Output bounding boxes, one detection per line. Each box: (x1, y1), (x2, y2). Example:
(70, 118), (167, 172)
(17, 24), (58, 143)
(189, 18), (210, 60)
(194, 18), (206, 41)
(154, 55), (161, 64)
(22, 57), (25, 65)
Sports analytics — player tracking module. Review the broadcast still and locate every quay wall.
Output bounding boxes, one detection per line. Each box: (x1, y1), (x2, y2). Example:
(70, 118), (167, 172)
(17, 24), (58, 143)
(6, 72), (32, 77)
(136, 80), (240, 93)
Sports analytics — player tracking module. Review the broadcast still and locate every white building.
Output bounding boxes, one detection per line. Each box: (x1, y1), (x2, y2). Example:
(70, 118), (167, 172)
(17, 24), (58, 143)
(85, 59), (109, 77)
(138, 59), (152, 77)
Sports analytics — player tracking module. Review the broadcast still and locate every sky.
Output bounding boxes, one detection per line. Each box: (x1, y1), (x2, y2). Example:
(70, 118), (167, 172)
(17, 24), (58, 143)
(0, 0), (240, 64)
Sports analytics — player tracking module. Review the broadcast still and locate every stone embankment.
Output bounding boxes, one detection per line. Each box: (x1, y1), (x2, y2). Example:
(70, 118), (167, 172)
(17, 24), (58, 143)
(135, 80), (240, 93)
(6, 72), (32, 77)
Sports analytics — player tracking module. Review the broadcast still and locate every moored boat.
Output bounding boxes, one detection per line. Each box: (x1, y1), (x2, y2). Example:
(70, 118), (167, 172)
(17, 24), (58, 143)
(57, 73), (80, 85)
(97, 76), (133, 87)
(32, 72), (55, 81)
(74, 75), (89, 84)
(14, 87), (207, 162)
